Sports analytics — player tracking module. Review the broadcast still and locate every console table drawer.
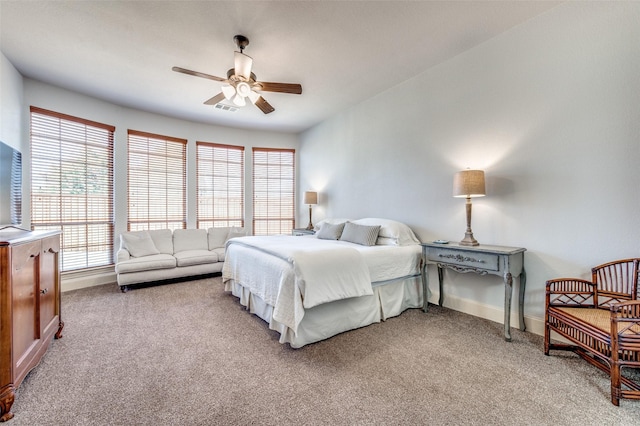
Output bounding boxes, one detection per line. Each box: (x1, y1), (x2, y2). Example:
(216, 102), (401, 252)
(429, 249), (500, 272)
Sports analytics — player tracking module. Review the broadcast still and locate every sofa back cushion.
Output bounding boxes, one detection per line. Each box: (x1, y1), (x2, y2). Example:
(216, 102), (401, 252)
(208, 227), (232, 249)
(120, 231), (160, 257)
(173, 229), (208, 253)
(208, 227), (248, 249)
(147, 229), (174, 254)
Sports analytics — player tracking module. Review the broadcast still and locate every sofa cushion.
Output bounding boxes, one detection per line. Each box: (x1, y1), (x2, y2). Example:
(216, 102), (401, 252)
(208, 227), (232, 249)
(227, 229), (248, 241)
(173, 229), (208, 253)
(174, 250), (218, 267)
(120, 231), (160, 257)
(148, 229), (174, 254)
(208, 227), (248, 249)
(211, 247), (225, 261)
(115, 254), (176, 274)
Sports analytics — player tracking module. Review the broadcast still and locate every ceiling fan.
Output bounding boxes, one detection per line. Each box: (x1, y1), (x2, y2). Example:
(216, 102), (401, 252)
(172, 35), (302, 114)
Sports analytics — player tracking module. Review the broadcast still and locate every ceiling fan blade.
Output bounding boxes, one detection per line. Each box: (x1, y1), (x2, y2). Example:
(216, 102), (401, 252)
(234, 52), (253, 80)
(256, 82), (302, 95)
(254, 96), (275, 114)
(203, 92), (226, 105)
(172, 66), (226, 82)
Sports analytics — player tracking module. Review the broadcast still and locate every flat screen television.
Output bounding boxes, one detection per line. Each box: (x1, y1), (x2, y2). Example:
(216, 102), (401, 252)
(0, 140), (22, 227)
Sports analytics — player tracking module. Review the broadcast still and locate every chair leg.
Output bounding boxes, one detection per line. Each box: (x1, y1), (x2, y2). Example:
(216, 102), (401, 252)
(611, 362), (621, 406)
(544, 316), (550, 356)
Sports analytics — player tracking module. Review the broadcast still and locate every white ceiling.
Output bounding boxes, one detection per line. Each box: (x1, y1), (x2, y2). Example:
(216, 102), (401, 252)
(0, 1), (560, 134)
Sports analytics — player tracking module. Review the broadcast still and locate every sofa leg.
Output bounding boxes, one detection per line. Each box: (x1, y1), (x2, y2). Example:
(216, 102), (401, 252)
(120, 285), (129, 293)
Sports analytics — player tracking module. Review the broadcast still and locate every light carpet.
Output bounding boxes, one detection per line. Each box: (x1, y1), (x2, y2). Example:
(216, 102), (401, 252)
(10, 276), (640, 425)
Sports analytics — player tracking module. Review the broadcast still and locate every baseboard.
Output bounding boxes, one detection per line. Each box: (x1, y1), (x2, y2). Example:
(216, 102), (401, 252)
(60, 272), (546, 337)
(62, 270), (116, 292)
(428, 292), (545, 338)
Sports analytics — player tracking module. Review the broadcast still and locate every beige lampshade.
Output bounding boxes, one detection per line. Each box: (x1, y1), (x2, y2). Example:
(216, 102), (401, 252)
(453, 170), (486, 198)
(304, 191), (318, 205)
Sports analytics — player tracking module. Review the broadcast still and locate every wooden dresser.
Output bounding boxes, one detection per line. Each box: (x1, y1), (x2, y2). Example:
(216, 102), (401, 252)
(0, 229), (63, 422)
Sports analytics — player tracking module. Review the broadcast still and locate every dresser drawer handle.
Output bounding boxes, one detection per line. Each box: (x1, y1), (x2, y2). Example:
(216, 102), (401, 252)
(438, 253), (485, 264)
(40, 288), (48, 295)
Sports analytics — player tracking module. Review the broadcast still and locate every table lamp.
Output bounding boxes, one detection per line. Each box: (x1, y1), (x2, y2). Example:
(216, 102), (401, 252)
(304, 191), (318, 230)
(453, 170), (485, 246)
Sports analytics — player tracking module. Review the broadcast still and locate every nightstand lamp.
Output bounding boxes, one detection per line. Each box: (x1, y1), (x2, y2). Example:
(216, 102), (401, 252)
(453, 169), (485, 246)
(304, 191), (318, 230)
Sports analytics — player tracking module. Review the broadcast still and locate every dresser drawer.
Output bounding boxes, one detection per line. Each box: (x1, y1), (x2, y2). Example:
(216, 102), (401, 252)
(428, 248), (500, 272)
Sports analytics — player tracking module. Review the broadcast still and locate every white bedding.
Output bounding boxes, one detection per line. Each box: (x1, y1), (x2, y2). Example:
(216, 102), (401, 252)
(226, 235), (373, 309)
(222, 234), (421, 337)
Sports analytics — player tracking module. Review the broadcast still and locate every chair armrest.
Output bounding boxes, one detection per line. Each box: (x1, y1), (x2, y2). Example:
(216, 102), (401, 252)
(610, 300), (640, 354)
(116, 248), (131, 263)
(545, 278), (596, 308)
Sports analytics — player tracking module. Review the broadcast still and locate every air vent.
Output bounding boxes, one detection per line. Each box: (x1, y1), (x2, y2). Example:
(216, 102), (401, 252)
(214, 103), (239, 113)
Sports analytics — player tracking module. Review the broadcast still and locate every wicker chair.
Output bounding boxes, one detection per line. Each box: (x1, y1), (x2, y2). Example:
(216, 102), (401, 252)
(544, 258), (640, 406)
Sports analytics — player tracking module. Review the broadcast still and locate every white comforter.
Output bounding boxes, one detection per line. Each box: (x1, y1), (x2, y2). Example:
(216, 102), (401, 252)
(222, 235), (421, 335)
(225, 235), (373, 307)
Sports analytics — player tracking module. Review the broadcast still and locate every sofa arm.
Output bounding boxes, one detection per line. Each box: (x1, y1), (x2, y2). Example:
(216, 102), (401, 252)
(116, 248), (131, 263)
(545, 278), (596, 308)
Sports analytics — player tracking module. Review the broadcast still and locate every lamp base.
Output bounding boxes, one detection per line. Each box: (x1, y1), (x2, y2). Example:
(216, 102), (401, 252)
(459, 232), (479, 246)
(306, 205), (313, 230)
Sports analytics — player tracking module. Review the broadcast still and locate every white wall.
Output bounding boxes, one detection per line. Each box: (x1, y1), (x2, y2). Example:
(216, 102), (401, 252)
(0, 52), (23, 150)
(0, 53), (25, 226)
(21, 79), (298, 290)
(299, 2), (640, 332)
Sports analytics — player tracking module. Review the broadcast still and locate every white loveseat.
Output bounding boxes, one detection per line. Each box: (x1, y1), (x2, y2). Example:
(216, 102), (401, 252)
(115, 227), (246, 292)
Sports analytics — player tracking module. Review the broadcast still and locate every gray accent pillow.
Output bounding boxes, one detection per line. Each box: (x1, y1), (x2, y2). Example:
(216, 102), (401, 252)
(339, 222), (381, 246)
(121, 231), (160, 257)
(317, 222), (345, 240)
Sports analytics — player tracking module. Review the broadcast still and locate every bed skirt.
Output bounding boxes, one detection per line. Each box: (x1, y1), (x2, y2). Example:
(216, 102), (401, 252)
(225, 275), (423, 348)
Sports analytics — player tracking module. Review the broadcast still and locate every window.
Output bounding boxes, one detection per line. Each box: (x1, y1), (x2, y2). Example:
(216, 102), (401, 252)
(30, 106), (115, 271)
(127, 130), (186, 231)
(196, 142), (244, 229)
(252, 148), (295, 235)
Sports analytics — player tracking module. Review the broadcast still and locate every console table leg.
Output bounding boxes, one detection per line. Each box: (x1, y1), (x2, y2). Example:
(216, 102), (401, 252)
(519, 269), (527, 331)
(437, 266), (444, 307)
(421, 261), (429, 312)
(504, 272), (513, 342)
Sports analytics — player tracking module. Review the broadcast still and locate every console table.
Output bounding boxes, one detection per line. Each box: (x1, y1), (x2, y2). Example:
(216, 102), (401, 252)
(420, 242), (526, 341)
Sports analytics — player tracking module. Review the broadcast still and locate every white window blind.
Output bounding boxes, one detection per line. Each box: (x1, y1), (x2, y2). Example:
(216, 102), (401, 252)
(196, 142), (244, 229)
(252, 148), (295, 235)
(30, 106), (115, 271)
(127, 130), (187, 231)
(9, 149), (22, 224)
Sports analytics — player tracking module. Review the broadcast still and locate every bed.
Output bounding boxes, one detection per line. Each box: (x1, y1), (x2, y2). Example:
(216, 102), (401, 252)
(222, 218), (424, 348)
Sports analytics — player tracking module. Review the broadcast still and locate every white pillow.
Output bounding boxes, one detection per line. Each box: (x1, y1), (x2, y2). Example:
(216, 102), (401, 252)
(339, 222), (380, 246)
(314, 218), (351, 232)
(317, 222), (345, 240)
(352, 218), (420, 246)
(120, 231), (160, 257)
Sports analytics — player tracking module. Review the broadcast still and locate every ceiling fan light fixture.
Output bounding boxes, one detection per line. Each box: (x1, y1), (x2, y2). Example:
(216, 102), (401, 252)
(221, 84), (236, 100)
(234, 52), (253, 80)
(247, 90), (260, 105)
(232, 94), (246, 107)
(236, 81), (252, 98)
